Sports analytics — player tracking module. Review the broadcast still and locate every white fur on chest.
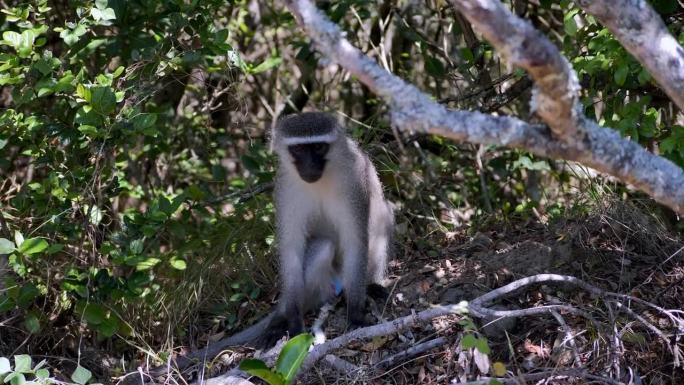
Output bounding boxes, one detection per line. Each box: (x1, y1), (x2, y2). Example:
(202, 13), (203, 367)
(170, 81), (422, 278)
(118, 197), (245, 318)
(292, 171), (356, 240)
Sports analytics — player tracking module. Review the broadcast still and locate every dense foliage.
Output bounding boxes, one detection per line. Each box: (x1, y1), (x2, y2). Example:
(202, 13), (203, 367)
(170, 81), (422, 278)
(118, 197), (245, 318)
(0, 0), (682, 377)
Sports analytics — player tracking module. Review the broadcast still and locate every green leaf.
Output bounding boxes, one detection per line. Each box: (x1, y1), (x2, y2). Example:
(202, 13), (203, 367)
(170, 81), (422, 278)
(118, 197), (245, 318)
(135, 257), (161, 271)
(35, 369), (49, 380)
(23, 312), (41, 334)
(2, 31), (21, 48)
(95, 0), (108, 9)
(130, 239), (144, 255)
(131, 113), (157, 131)
(249, 57), (282, 74)
(0, 357), (11, 375)
(275, 333), (314, 384)
(16, 284), (39, 308)
(614, 62), (629, 86)
(461, 334), (477, 349)
(637, 68), (651, 85)
(71, 365), (92, 385)
(13, 355), (31, 373)
(77, 125), (99, 137)
(14, 231), (24, 248)
(424, 56), (445, 78)
(0, 238), (14, 254)
(169, 258), (187, 270)
(474, 337), (491, 354)
(17, 238), (48, 255)
(5, 372), (25, 385)
(97, 316), (119, 337)
(563, 11), (578, 36)
(90, 86), (116, 115)
(239, 359), (284, 385)
(83, 303), (106, 325)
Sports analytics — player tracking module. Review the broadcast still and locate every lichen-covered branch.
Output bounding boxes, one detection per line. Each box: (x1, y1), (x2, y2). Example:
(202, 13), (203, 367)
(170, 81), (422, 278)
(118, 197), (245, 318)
(283, 0), (684, 214)
(449, 0), (583, 143)
(577, 0), (684, 111)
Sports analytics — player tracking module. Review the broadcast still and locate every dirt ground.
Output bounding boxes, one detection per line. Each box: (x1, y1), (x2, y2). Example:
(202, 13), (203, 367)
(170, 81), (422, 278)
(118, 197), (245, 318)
(196, 202), (683, 385)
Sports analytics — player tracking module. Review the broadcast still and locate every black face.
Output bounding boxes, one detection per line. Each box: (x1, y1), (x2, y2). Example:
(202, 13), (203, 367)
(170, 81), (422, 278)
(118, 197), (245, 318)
(288, 142), (330, 183)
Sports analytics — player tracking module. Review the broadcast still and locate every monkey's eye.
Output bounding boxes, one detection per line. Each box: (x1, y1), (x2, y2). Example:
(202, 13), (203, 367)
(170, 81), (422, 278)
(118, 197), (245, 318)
(312, 143), (329, 155)
(288, 144), (308, 156)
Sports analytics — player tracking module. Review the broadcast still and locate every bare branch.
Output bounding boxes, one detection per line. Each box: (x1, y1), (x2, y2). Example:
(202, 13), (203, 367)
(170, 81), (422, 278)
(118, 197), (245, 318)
(577, 0), (684, 110)
(376, 336), (449, 369)
(283, 0), (684, 214)
(449, 0), (583, 142)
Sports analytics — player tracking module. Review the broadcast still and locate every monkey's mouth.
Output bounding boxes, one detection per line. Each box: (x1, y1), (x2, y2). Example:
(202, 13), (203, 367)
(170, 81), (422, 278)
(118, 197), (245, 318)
(300, 172), (323, 183)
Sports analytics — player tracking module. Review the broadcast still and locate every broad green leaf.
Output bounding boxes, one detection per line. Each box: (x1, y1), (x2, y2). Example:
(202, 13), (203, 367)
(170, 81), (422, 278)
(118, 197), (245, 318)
(0, 357), (11, 375)
(563, 12), (578, 36)
(169, 258), (187, 270)
(0, 238), (14, 254)
(275, 333), (314, 384)
(461, 334), (477, 349)
(35, 369), (49, 380)
(71, 365), (92, 385)
(135, 257), (161, 271)
(13, 355), (31, 373)
(97, 317), (119, 337)
(17, 238), (48, 255)
(130, 239), (144, 255)
(2, 31), (21, 48)
(77, 125), (99, 137)
(239, 359), (284, 385)
(83, 304), (106, 325)
(95, 0), (108, 9)
(131, 113), (157, 131)
(474, 337), (491, 354)
(637, 68), (651, 85)
(76, 84), (91, 102)
(83, 205), (103, 225)
(614, 62), (629, 86)
(5, 372), (25, 385)
(16, 284), (39, 308)
(90, 86), (116, 115)
(17, 30), (36, 58)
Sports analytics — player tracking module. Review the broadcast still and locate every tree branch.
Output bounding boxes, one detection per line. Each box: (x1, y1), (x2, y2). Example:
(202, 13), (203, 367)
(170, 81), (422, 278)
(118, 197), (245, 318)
(450, 0), (583, 142)
(283, 0), (684, 214)
(577, 0), (684, 111)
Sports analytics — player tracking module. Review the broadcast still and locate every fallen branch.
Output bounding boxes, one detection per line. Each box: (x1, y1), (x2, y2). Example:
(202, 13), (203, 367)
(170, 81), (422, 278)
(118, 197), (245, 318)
(375, 336), (449, 369)
(283, 0), (684, 214)
(158, 273), (682, 384)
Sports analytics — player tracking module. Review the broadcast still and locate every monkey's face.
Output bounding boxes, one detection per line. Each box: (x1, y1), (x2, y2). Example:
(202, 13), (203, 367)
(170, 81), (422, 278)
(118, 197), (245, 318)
(288, 142), (330, 183)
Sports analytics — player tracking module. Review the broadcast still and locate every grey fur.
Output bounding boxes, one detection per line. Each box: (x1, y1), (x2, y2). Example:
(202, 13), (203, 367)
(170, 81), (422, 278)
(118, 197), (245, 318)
(267, 111), (394, 342)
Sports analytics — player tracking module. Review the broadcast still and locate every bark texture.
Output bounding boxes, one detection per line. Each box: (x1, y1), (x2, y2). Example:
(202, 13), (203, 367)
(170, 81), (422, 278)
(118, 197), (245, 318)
(284, 0), (684, 214)
(577, 0), (684, 111)
(450, 0), (583, 143)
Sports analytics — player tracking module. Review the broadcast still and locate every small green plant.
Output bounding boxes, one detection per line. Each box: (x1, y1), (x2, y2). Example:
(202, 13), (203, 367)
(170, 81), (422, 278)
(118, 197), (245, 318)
(0, 355), (98, 385)
(239, 333), (314, 385)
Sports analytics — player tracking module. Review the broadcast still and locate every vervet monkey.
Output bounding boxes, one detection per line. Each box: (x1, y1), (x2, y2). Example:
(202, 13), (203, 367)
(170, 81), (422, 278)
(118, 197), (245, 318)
(255, 111), (394, 346)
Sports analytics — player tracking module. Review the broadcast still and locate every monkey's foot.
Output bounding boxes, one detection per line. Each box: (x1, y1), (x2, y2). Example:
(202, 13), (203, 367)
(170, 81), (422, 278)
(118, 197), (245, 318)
(367, 283), (389, 301)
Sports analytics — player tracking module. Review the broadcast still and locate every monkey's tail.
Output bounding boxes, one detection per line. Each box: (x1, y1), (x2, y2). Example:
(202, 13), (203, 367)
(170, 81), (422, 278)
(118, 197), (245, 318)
(149, 312), (275, 375)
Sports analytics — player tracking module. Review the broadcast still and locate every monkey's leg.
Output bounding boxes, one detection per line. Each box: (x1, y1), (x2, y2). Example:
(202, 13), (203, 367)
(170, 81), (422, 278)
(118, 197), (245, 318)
(341, 237), (369, 327)
(255, 237), (307, 348)
(303, 238), (337, 309)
